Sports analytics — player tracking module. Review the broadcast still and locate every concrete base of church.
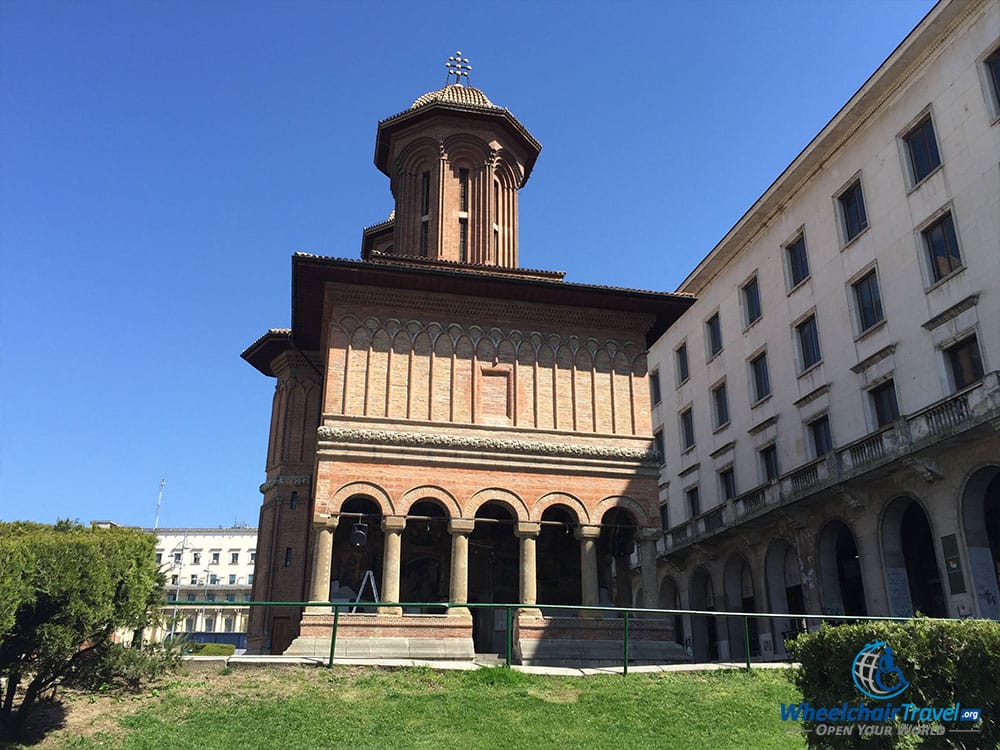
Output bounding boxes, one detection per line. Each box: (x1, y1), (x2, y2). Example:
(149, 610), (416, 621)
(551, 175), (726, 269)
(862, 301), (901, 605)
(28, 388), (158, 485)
(284, 610), (476, 660)
(515, 614), (691, 667)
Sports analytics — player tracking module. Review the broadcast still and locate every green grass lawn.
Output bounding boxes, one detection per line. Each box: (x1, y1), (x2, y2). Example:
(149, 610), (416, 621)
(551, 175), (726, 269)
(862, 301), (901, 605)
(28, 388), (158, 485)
(45, 666), (805, 750)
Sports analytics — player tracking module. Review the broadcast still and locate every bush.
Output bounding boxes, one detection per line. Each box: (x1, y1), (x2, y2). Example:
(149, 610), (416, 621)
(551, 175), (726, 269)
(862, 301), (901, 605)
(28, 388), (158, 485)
(63, 641), (184, 692)
(786, 618), (1000, 749)
(190, 643), (236, 657)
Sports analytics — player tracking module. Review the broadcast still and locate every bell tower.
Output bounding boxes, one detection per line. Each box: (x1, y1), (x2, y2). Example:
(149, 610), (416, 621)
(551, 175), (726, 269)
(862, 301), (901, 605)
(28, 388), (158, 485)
(366, 53), (541, 268)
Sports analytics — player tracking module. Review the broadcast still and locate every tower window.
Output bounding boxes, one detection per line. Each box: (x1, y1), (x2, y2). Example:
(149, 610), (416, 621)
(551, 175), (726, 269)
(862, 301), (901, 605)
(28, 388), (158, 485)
(421, 171), (430, 217)
(459, 218), (468, 262)
(459, 168), (469, 212)
(420, 222), (428, 257)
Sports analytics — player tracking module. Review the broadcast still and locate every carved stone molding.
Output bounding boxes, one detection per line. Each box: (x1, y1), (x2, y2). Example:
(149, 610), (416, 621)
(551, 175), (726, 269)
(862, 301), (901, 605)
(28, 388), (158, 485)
(316, 425), (659, 462)
(259, 474), (313, 494)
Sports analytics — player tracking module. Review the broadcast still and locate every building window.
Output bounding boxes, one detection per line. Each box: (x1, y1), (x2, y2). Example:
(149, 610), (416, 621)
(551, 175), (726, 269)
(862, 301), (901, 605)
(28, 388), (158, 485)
(946, 336), (984, 391)
(173, 552), (182, 565)
(206, 593), (216, 602)
(785, 233), (809, 288)
(650, 370), (662, 405)
(750, 351), (771, 403)
(190, 575), (198, 585)
(904, 115), (941, 185)
(229, 574), (237, 585)
(760, 444), (780, 483)
(155, 552), (162, 564)
(290, 491), (298, 509)
(719, 467), (736, 500)
(712, 381), (729, 429)
(459, 218), (468, 262)
(250, 551), (256, 563)
(167, 592), (176, 602)
(245, 594), (252, 602)
(852, 270), (884, 333)
(224, 617), (235, 633)
(653, 430), (665, 464)
(209, 575), (219, 586)
(230, 552), (239, 565)
(838, 179), (868, 243)
(187, 593), (196, 602)
(922, 212), (962, 283)
(211, 552), (220, 565)
(459, 168), (469, 212)
(796, 315), (822, 371)
(284, 547), (293, 567)
(809, 415), (833, 457)
(170, 574), (178, 586)
(869, 380), (899, 428)
(205, 617), (215, 633)
(659, 504), (669, 531)
(706, 313), (723, 358)
(685, 486), (701, 519)
(248, 574), (254, 584)
(680, 408), (695, 451)
(676, 344), (689, 385)
(192, 552), (201, 565)
(742, 276), (762, 326)
(226, 593), (236, 602)
(985, 46), (1000, 112)
(421, 171), (430, 216)
(185, 617), (194, 633)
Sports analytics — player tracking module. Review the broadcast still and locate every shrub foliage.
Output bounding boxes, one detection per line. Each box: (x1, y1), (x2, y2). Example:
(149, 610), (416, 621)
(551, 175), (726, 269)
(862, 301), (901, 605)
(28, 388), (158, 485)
(0, 521), (165, 729)
(786, 618), (1000, 749)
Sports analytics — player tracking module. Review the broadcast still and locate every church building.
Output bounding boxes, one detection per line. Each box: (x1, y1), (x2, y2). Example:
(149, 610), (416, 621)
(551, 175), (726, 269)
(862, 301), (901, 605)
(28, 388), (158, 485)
(242, 56), (693, 661)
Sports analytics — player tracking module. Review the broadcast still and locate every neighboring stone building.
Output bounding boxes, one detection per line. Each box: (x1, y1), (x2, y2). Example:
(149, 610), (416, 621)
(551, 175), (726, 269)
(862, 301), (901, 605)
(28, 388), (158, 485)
(650, 0), (1000, 662)
(242, 65), (693, 660)
(154, 527), (257, 649)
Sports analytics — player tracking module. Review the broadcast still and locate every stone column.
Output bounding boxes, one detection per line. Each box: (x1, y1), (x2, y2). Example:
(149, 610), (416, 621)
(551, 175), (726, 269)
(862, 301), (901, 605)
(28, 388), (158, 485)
(576, 525), (602, 617)
(639, 529), (660, 614)
(380, 516), (406, 615)
(306, 516), (338, 613)
(516, 522), (541, 616)
(448, 519), (475, 617)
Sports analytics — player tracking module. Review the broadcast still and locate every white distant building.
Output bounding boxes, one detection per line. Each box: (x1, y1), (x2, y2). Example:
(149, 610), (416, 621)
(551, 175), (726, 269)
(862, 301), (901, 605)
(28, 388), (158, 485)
(152, 527), (258, 648)
(648, 0), (1000, 661)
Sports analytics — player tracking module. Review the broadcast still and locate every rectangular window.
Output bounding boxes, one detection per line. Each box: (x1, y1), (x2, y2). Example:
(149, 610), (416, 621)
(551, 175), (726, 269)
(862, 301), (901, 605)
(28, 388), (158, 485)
(224, 618), (235, 633)
(250, 551), (256, 563)
(206, 593), (216, 602)
(228, 574), (237, 585)
(838, 179), (868, 242)
(155, 552), (162, 564)
(248, 574), (254, 584)
(284, 547), (293, 567)
(809, 415), (833, 457)
(706, 314), (723, 357)
(870, 380), (900, 428)
(653, 430), (665, 464)
(712, 381), (729, 428)
(685, 486), (700, 519)
(289, 491), (298, 509)
(190, 575), (198, 585)
(230, 552), (239, 564)
(750, 351), (771, 402)
(187, 593), (196, 602)
(170, 574), (178, 585)
(796, 315), (821, 371)
(946, 336), (984, 391)
(167, 592), (176, 602)
(245, 594), (252, 602)
(680, 408), (695, 451)
(192, 552), (201, 565)
(742, 276), (762, 326)
(760, 444), (780, 482)
(786, 233), (809, 287)
(922, 212), (962, 283)
(985, 47), (1000, 111)
(211, 552), (220, 565)
(659, 504), (669, 531)
(904, 116), (941, 184)
(459, 168), (469, 212)
(173, 552), (181, 565)
(185, 617), (194, 633)
(676, 344), (689, 385)
(205, 617), (214, 632)
(719, 467), (736, 500)
(459, 218), (468, 262)
(209, 575), (219, 586)
(852, 270), (884, 333)
(421, 171), (430, 216)
(650, 370), (662, 405)
(226, 593), (236, 602)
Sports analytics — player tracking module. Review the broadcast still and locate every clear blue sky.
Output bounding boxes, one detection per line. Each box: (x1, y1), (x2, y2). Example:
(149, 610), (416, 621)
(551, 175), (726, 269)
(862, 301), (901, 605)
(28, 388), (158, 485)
(0, 0), (937, 529)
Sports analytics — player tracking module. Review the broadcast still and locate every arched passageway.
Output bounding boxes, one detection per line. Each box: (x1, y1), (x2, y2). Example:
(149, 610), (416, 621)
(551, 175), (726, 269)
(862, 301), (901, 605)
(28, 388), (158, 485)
(765, 540), (805, 656)
(400, 499), (451, 613)
(469, 502), (518, 653)
(537, 505), (581, 608)
(882, 497), (946, 617)
(330, 495), (384, 611)
(963, 467), (1000, 619)
(597, 507), (637, 614)
(817, 521), (867, 617)
(689, 568), (718, 662)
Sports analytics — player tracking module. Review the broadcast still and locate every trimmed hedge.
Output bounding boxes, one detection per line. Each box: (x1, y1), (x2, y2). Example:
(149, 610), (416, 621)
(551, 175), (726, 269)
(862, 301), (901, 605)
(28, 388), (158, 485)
(190, 643), (236, 656)
(786, 618), (1000, 749)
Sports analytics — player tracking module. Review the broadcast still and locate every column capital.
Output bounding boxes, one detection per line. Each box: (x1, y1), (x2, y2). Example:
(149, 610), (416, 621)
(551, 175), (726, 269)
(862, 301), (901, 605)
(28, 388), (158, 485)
(448, 518), (476, 535)
(312, 514), (339, 531)
(515, 521), (541, 539)
(574, 524), (602, 541)
(382, 515), (407, 533)
(638, 528), (661, 543)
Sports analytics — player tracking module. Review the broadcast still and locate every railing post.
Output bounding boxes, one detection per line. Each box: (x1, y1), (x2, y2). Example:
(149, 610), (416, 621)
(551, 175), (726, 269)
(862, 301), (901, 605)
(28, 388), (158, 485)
(327, 604), (340, 668)
(505, 606), (512, 668)
(743, 614), (751, 671)
(623, 610), (630, 677)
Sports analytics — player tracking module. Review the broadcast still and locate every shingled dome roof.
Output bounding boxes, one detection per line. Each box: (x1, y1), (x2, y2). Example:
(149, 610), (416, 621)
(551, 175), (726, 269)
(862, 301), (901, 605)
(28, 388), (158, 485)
(411, 84), (498, 110)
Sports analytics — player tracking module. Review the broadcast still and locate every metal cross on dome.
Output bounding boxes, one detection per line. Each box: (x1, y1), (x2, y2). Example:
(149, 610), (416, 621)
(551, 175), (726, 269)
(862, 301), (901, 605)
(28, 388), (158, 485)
(445, 51), (472, 85)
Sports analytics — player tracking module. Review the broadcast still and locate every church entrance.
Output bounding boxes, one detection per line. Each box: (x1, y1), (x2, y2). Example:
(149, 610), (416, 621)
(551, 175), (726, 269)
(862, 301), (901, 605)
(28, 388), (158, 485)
(468, 502), (518, 654)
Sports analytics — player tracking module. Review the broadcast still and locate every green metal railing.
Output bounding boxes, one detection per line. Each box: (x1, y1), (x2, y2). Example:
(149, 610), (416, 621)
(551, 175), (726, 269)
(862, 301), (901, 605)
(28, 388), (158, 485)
(165, 599), (953, 675)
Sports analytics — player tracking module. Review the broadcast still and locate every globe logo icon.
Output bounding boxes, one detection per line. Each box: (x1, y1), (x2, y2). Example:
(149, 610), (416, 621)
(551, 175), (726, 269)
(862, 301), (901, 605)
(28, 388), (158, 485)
(852, 640), (910, 700)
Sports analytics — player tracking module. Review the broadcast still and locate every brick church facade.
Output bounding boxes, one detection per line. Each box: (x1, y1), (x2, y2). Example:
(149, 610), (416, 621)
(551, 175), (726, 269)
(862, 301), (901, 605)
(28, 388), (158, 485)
(242, 71), (692, 661)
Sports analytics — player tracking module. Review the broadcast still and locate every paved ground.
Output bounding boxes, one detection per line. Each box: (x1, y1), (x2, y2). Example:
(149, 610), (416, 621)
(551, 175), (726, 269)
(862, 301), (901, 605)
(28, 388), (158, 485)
(186, 654), (796, 676)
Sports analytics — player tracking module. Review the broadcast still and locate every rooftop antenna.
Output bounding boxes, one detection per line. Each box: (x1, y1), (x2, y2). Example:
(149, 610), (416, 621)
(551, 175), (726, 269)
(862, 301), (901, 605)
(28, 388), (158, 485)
(445, 51), (472, 86)
(154, 479), (165, 530)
